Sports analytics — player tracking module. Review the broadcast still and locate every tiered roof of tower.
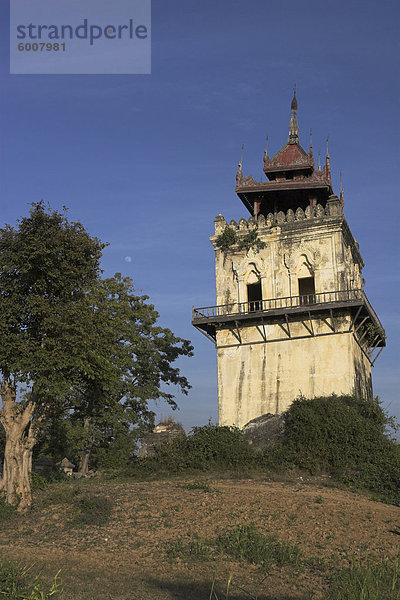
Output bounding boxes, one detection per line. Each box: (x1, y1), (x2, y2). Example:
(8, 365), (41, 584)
(236, 90), (334, 216)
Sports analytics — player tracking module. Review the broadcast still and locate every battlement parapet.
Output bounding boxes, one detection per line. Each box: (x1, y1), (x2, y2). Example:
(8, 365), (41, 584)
(213, 199), (343, 235)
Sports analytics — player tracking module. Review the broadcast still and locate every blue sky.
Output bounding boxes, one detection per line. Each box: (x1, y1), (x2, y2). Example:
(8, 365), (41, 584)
(1, 0), (399, 430)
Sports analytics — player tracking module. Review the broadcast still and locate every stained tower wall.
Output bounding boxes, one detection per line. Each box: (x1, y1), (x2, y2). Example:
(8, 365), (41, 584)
(212, 204), (372, 428)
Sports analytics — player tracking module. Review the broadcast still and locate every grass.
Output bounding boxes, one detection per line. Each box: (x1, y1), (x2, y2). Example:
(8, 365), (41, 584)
(166, 523), (301, 570)
(38, 485), (82, 508)
(0, 561), (63, 599)
(180, 479), (213, 492)
(165, 536), (211, 562)
(35, 484), (113, 527)
(73, 494), (113, 526)
(1, 471), (398, 599)
(327, 558), (400, 600)
(0, 499), (16, 523)
(206, 558), (400, 599)
(215, 523), (302, 568)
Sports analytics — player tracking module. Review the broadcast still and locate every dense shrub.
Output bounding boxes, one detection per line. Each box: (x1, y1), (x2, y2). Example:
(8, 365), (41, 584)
(263, 395), (400, 504)
(185, 424), (255, 470)
(127, 424), (256, 475)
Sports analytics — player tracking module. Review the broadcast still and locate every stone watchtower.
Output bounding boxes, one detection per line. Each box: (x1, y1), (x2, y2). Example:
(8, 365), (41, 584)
(192, 92), (385, 428)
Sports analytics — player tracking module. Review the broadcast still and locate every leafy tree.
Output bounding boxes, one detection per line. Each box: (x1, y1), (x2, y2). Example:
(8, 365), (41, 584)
(0, 203), (193, 507)
(0, 202), (105, 508)
(68, 274), (193, 475)
(0, 203), (105, 508)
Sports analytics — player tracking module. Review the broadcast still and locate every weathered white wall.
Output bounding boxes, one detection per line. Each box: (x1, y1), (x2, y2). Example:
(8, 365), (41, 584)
(216, 318), (371, 428)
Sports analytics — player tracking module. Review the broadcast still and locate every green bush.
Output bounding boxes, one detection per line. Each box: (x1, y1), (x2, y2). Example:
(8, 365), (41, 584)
(185, 424), (255, 470)
(263, 394), (400, 505)
(215, 227), (237, 251)
(128, 424), (256, 475)
(124, 396), (399, 506)
(180, 479), (212, 492)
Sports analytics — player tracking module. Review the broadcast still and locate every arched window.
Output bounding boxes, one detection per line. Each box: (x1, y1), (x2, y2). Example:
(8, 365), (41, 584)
(297, 260), (315, 305)
(246, 270), (262, 311)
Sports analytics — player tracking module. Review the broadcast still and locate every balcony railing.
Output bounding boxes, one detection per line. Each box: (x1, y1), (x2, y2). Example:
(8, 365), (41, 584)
(192, 289), (364, 321)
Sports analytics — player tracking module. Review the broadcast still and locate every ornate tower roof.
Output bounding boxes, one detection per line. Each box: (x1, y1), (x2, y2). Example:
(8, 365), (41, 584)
(235, 91), (333, 215)
(263, 90), (314, 177)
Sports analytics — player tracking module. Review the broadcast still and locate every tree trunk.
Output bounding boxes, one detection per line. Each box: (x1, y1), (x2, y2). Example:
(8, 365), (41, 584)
(78, 417), (92, 476)
(3, 431), (31, 509)
(0, 380), (37, 511)
(79, 449), (90, 476)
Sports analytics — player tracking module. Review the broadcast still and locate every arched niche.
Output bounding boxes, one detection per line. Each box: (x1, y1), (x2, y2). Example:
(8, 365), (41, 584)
(296, 255), (315, 303)
(245, 267), (262, 311)
(232, 254), (266, 305)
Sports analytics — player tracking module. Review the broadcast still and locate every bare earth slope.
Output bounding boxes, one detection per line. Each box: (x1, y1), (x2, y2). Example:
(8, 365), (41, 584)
(1, 477), (399, 599)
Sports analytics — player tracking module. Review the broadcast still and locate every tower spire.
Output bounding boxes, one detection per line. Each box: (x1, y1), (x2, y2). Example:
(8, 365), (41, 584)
(340, 169), (344, 207)
(325, 135), (332, 184)
(288, 85), (299, 143)
(236, 143), (245, 186)
(264, 135), (268, 159)
(309, 128), (314, 163)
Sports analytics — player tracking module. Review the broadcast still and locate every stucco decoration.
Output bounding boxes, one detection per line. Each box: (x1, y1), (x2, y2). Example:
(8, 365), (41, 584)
(277, 211), (286, 224)
(297, 255), (314, 277)
(295, 207), (305, 220)
(344, 245), (353, 267)
(286, 209), (295, 222)
(246, 269), (260, 285)
(239, 217), (248, 231)
(232, 249), (266, 280)
(305, 205), (314, 219)
(248, 216), (257, 230)
(214, 214), (227, 234)
(257, 214), (266, 228)
(354, 263), (362, 288)
(285, 243), (322, 274)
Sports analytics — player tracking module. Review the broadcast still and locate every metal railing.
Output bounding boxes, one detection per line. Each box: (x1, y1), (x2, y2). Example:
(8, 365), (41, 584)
(192, 289), (364, 320)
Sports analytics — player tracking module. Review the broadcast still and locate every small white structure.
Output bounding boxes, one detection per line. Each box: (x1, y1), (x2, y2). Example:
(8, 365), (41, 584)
(58, 457), (75, 476)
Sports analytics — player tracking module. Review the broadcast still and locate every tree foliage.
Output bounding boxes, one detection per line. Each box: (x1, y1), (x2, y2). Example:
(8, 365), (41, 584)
(0, 202), (105, 397)
(0, 203), (193, 505)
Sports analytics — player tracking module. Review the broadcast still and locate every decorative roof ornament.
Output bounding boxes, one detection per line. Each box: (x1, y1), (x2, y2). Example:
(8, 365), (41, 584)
(236, 143), (245, 186)
(318, 150), (321, 171)
(288, 85), (299, 144)
(264, 135), (268, 159)
(309, 128), (314, 164)
(340, 169), (344, 207)
(325, 135), (332, 185)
